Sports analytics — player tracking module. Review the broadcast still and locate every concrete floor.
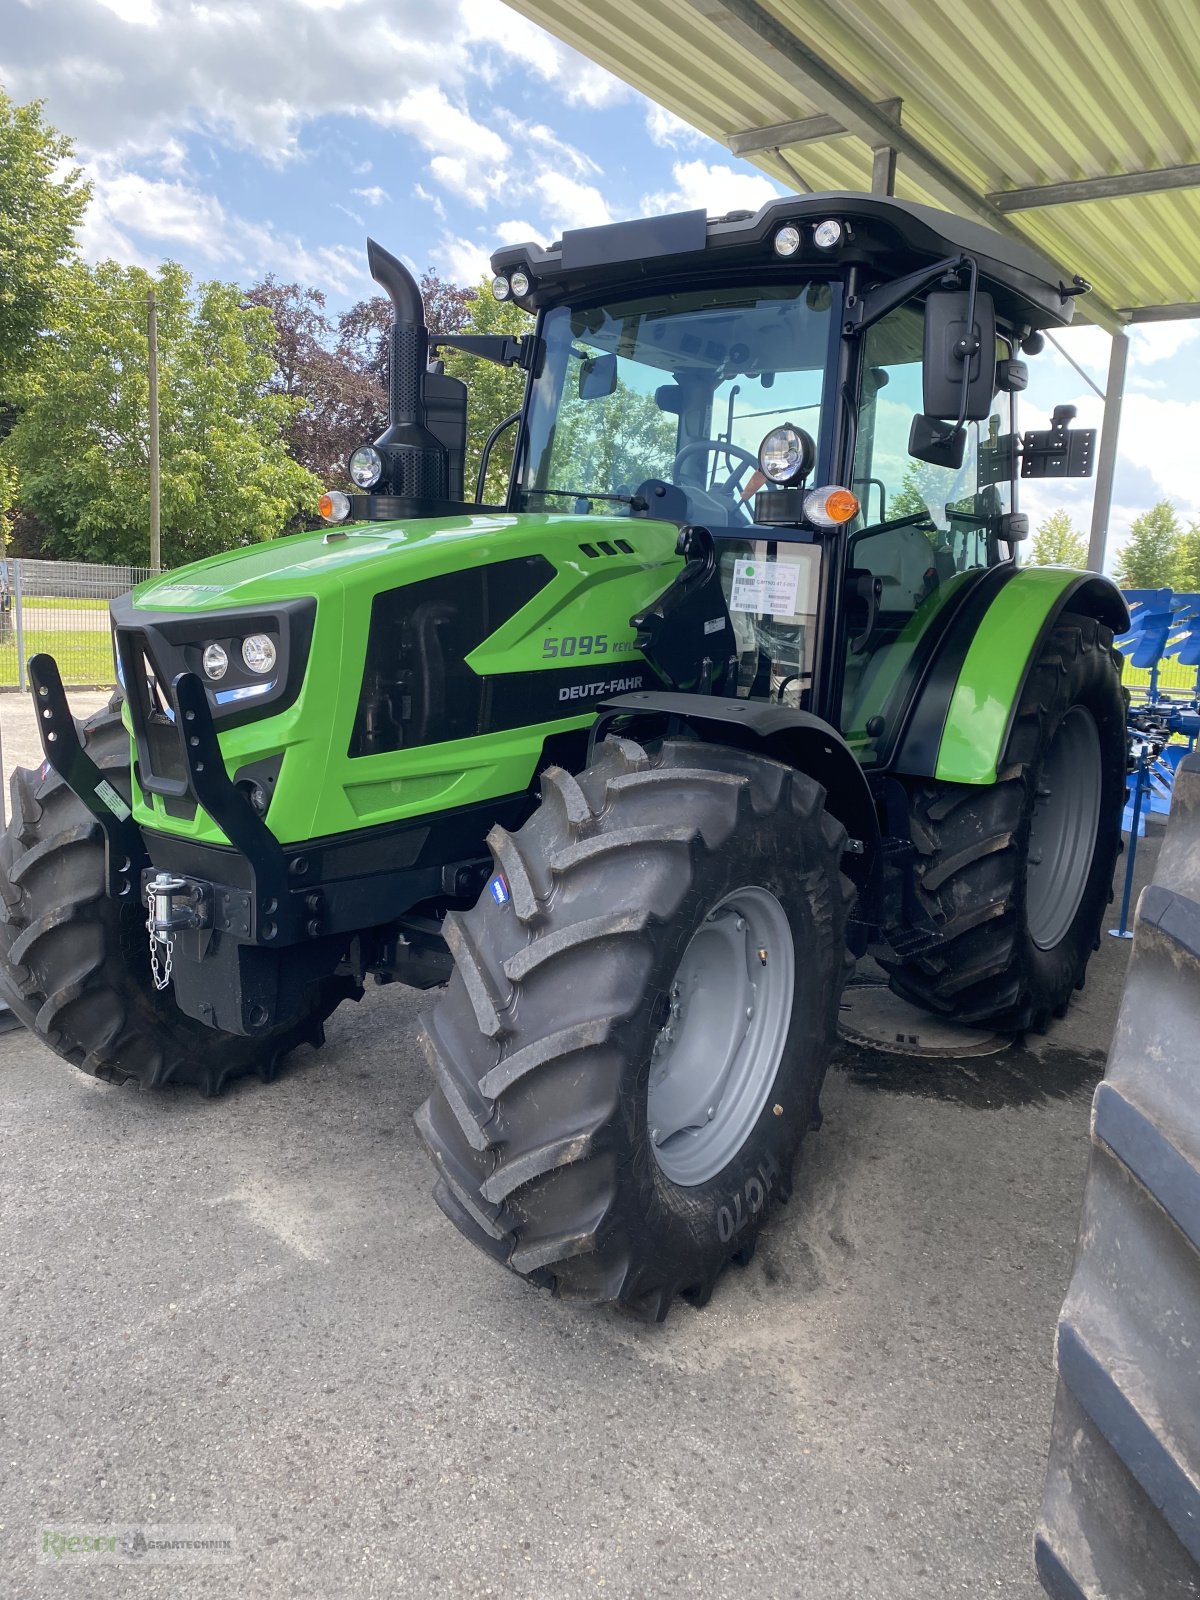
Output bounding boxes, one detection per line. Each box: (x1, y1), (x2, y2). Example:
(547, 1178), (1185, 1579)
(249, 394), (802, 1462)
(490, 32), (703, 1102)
(0, 686), (1162, 1596)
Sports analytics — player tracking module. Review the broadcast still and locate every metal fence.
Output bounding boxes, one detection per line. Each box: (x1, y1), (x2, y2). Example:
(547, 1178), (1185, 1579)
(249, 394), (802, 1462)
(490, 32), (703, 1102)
(0, 559), (152, 691)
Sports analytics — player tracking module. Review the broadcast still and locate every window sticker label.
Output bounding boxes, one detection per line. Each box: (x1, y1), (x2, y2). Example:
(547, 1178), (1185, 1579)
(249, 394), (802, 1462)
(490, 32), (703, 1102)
(729, 560), (808, 616)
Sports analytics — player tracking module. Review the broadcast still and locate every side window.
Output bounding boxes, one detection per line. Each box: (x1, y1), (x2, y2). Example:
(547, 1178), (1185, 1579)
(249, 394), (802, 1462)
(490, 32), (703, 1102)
(842, 304), (1010, 764)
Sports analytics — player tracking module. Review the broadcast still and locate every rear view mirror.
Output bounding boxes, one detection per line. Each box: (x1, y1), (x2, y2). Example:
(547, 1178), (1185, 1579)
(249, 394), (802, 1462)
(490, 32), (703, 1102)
(923, 288), (996, 421)
(908, 413), (966, 469)
(578, 352), (617, 399)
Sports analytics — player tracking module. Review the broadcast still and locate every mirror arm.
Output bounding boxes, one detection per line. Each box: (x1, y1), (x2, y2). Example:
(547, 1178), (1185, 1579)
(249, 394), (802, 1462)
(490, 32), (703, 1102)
(842, 254), (970, 337)
(429, 333), (542, 372)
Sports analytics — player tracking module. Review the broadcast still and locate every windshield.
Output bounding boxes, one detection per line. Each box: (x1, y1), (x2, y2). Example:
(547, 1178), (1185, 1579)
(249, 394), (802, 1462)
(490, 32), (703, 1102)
(515, 282), (837, 528)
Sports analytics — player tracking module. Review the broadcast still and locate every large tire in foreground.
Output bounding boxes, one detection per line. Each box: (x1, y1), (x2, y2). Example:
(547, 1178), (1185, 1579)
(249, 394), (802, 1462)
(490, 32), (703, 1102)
(1035, 751), (1200, 1598)
(415, 735), (854, 1320)
(0, 702), (357, 1095)
(883, 612), (1126, 1032)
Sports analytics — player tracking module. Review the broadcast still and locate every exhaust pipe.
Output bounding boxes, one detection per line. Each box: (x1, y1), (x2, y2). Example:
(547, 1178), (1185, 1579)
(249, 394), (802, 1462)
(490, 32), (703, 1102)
(365, 237), (447, 501)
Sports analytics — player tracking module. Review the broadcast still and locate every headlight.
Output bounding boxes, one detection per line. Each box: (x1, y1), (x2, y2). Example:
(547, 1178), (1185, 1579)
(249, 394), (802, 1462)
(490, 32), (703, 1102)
(758, 423), (816, 486)
(348, 445), (382, 489)
(202, 643), (229, 680)
(804, 484), (860, 527)
(491, 274), (511, 301)
(813, 218), (843, 249)
(241, 634), (277, 675)
(509, 268), (531, 298)
(773, 224), (801, 257)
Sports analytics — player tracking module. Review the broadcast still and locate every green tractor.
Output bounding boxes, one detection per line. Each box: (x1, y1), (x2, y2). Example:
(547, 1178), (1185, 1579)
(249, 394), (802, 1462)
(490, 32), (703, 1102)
(2, 194), (1128, 1319)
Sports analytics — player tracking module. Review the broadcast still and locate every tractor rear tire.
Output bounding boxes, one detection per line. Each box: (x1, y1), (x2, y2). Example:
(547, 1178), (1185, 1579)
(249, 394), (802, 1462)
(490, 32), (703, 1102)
(0, 700), (357, 1094)
(883, 611), (1126, 1032)
(414, 735), (854, 1320)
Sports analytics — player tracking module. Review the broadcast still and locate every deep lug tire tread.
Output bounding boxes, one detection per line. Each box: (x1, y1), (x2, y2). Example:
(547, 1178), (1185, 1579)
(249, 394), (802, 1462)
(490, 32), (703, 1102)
(882, 613), (1126, 1032)
(0, 704), (356, 1094)
(415, 735), (854, 1319)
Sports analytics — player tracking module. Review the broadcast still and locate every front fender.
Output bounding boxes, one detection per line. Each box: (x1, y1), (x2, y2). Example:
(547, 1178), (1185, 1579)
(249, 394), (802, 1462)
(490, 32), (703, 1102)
(908, 567), (1128, 786)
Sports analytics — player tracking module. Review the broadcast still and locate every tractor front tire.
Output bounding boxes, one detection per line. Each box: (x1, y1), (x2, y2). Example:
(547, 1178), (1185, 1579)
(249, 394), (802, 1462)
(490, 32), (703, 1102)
(883, 611), (1126, 1032)
(415, 735), (854, 1320)
(0, 701), (356, 1094)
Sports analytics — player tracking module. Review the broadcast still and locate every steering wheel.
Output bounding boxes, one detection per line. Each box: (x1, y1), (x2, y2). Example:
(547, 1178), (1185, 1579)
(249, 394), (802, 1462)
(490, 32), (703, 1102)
(672, 439), (760, 500)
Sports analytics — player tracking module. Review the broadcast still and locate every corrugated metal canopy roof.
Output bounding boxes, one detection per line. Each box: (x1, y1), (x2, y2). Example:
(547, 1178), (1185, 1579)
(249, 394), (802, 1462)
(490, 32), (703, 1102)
(503, 0), (1200, 334)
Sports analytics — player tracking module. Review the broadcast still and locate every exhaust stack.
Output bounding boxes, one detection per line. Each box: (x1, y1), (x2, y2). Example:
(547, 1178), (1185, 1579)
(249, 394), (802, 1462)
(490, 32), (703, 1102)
(366, 236), (448, 502)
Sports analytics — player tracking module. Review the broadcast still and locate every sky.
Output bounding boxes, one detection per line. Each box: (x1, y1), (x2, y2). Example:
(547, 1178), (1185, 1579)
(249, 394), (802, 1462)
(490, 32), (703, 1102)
(3, 0), (1197, 572)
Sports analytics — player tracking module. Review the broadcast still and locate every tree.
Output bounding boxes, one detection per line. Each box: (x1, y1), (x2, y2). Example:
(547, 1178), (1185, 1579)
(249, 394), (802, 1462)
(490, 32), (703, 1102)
(3, 260), (319, 565)
(1114, 500), (1182, 590)
(1174, 522), (1200, 594)
(244, 277), (382, 483)
(0, 92), (89, 408)
(1031, 508), (1087, 567)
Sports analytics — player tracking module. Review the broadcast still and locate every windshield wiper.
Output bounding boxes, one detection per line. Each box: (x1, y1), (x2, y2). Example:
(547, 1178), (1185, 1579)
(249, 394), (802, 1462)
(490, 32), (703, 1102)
(537, 487), (649, 512)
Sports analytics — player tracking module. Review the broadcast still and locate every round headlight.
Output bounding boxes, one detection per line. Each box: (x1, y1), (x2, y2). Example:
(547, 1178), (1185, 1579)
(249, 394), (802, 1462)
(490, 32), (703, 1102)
(773, 224), (801, 257)
(758, 423), (816, 486)
(202, 643), (229, 681)
(813, 218), (843, 249)
(804, 484), (860, 527)
(491, 274), (511, 301)
(348, 445), (382, 489)
(241, 634), (277, 675)
(509, 268), (531, 298)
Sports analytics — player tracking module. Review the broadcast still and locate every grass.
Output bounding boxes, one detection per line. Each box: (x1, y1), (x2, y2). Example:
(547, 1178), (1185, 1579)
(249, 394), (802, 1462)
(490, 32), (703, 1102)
(0, 626), (114, 689)
(21, 594), (110, 613)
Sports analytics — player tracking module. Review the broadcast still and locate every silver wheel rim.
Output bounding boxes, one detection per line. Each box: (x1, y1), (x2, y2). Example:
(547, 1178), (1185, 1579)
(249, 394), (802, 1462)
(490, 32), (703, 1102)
(648, 885), (795, 1187)
(1026, 704), (1103, 951)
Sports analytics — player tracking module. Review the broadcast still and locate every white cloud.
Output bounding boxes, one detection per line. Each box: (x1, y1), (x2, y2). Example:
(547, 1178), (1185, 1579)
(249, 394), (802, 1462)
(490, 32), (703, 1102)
(431, 233), (492, 287)
(1131, 320), (1200, 366)
(533, 171), (612, 233)
(352, 185), (390, 207)
(458, 0), (630, 108)
(645, 103), (705, 148)
(413, 182), (447, 222)
(78, 160), (367, 294)
(641, 159), (783, 218)
(493, 219), (544, 247)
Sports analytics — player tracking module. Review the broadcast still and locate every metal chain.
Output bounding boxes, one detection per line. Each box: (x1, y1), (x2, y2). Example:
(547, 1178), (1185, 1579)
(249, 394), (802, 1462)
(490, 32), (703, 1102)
(149, 931), (173, 991)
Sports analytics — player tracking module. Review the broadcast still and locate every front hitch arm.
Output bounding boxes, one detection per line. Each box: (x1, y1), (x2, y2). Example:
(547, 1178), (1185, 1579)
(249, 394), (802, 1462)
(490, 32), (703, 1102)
(169, 670), (289, 935)
(28, 653), (142, 898)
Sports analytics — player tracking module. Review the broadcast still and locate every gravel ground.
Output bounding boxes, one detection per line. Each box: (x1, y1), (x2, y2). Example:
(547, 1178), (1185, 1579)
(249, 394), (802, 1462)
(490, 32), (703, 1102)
(0, 691), (1162, 1600)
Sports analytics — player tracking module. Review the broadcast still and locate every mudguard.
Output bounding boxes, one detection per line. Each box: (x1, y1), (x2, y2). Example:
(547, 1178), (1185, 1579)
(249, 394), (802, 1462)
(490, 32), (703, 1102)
(890, 566), (1129, 785)
(595, 689), (880, 880)
(1035, 752), (1200, 1598)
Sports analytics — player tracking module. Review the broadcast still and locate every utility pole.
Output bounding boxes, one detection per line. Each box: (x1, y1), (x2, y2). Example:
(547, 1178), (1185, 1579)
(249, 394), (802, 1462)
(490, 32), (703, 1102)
(147, 288), (161, 573)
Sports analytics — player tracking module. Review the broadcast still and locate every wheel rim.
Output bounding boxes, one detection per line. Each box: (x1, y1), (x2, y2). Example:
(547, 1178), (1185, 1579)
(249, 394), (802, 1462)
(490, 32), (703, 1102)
(647, 885), (795, 1187)
(1026, 704), (1103, 951)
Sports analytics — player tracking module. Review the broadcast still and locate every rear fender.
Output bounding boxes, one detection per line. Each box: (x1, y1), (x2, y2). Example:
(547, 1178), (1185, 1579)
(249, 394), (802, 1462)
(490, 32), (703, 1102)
(890, 567), (1129, 785)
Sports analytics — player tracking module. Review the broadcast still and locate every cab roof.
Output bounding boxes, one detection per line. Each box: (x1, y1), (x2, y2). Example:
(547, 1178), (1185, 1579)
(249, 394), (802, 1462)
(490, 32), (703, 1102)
(491, 191), (1082, 332)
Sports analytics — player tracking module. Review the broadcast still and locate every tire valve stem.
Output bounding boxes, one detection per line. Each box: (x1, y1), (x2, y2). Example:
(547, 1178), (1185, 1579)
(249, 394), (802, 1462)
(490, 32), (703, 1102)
(758, 947), (768, 965)
(706, 1106), (715, 1121)
(773, 1104), (784, 1117)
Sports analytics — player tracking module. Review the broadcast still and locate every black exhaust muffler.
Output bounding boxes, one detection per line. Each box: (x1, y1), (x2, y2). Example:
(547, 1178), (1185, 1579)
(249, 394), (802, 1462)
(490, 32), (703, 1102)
(366, 237), (464, 505)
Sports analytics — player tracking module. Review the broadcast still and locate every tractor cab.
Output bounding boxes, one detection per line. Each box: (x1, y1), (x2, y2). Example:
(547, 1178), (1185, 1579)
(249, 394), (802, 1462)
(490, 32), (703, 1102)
(337, 193), (1097, 767)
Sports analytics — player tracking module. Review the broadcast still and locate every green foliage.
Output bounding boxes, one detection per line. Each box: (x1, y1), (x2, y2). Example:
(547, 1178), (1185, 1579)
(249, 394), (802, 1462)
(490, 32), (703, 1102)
(0, 91), (89, 408)
(1114, 499), (1182, 590)
(441, 285), (529, 503)
(1174, 523), (1200, 594)
(1031, 508), (1087, 568)
(3, 260), (320, 565)
(553, 380), (677, 498)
